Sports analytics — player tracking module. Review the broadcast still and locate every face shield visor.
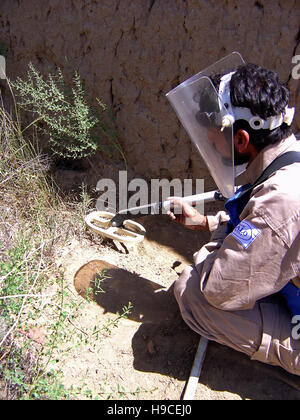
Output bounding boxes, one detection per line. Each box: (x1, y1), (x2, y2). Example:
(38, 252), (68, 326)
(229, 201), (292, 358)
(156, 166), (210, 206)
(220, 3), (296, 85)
(166, 52), (245, 199)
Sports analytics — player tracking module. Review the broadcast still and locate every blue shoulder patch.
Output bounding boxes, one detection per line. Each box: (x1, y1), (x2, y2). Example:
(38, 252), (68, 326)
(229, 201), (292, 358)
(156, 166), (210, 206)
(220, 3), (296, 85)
(231, 220), (261, 250)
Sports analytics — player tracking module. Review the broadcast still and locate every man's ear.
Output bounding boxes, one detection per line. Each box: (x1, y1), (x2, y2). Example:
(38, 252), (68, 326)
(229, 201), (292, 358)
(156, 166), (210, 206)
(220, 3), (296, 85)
(234, 129), (250, 153)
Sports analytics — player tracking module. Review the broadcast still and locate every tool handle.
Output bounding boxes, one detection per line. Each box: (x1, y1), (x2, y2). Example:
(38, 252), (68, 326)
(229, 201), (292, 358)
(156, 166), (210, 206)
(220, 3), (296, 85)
(161, 189), (225, 211)
(183, 337), (209, 400)
(110, 189), (227, 227)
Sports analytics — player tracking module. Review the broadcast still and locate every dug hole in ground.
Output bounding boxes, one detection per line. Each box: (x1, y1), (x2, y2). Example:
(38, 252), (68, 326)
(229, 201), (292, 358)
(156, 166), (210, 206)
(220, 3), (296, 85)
(56, 212), (300, 400)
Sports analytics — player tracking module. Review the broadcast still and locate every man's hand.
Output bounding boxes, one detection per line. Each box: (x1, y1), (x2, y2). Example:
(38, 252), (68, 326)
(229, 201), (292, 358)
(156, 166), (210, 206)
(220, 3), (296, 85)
(167, 198), (209, 231)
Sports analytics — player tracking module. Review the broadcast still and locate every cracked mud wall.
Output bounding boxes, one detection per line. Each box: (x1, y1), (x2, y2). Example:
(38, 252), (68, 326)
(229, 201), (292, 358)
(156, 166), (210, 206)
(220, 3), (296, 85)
(0, 0), (299, 185)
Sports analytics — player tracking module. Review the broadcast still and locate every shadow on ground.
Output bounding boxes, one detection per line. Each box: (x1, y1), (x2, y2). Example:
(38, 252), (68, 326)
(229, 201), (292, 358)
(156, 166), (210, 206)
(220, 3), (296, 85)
(74, 260), (300, 400)
(135, 214), (211, 263)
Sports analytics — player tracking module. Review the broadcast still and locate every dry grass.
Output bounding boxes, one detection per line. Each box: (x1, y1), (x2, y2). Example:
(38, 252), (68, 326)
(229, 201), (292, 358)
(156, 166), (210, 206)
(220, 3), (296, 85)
(0, 87), (98, 399)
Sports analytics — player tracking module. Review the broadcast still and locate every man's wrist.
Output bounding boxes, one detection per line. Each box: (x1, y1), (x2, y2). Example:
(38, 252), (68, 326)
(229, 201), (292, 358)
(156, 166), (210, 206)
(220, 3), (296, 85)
(189, 215), (209, 231)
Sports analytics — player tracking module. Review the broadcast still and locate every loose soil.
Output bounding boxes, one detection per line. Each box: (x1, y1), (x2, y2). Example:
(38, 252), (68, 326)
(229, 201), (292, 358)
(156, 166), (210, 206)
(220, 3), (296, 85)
(55, 214), (300, 400)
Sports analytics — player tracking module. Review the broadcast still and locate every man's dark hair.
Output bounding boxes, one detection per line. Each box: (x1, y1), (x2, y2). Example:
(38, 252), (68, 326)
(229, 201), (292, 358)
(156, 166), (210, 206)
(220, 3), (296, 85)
(211, 63), (293, 151)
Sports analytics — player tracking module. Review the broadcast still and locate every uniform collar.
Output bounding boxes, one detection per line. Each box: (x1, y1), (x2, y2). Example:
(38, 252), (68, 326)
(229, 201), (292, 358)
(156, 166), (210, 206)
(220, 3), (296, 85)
(243, 134), (298, 184)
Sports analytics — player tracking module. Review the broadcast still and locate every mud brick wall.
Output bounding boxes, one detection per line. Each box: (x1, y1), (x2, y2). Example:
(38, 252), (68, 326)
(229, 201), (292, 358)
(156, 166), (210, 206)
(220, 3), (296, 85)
(0, 0), (299, 186)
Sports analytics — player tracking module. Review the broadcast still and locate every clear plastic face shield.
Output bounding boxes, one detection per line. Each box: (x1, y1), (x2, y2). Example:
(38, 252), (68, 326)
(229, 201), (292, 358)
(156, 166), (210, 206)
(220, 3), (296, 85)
(166, 52), (246, 198)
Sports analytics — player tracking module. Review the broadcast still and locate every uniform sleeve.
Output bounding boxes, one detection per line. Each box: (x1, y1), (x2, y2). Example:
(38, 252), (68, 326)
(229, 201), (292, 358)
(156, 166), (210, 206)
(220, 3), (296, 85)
(198, 211), (289, 311)
(207, 211), (230, 232)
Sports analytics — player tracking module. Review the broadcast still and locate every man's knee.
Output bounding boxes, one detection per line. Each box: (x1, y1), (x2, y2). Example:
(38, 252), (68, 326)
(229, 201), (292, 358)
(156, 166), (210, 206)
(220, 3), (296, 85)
(174, 265), (193, 300)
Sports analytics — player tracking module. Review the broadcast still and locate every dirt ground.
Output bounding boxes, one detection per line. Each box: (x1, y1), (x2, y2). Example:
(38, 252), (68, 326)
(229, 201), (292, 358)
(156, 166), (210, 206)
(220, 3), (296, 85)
(54, 213), (300, 400)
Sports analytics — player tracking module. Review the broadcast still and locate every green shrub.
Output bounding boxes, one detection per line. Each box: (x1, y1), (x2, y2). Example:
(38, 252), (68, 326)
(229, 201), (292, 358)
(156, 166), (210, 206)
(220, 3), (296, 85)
(11, 63), (125, 162)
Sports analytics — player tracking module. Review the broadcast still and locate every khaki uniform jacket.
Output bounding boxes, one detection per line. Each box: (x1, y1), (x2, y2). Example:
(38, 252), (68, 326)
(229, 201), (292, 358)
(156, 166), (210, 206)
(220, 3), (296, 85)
(195, 134), (300, 312)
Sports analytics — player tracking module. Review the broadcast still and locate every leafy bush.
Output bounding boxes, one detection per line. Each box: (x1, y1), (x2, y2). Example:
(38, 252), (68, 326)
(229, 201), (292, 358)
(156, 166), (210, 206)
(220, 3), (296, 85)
(11, 63), (125, 162)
